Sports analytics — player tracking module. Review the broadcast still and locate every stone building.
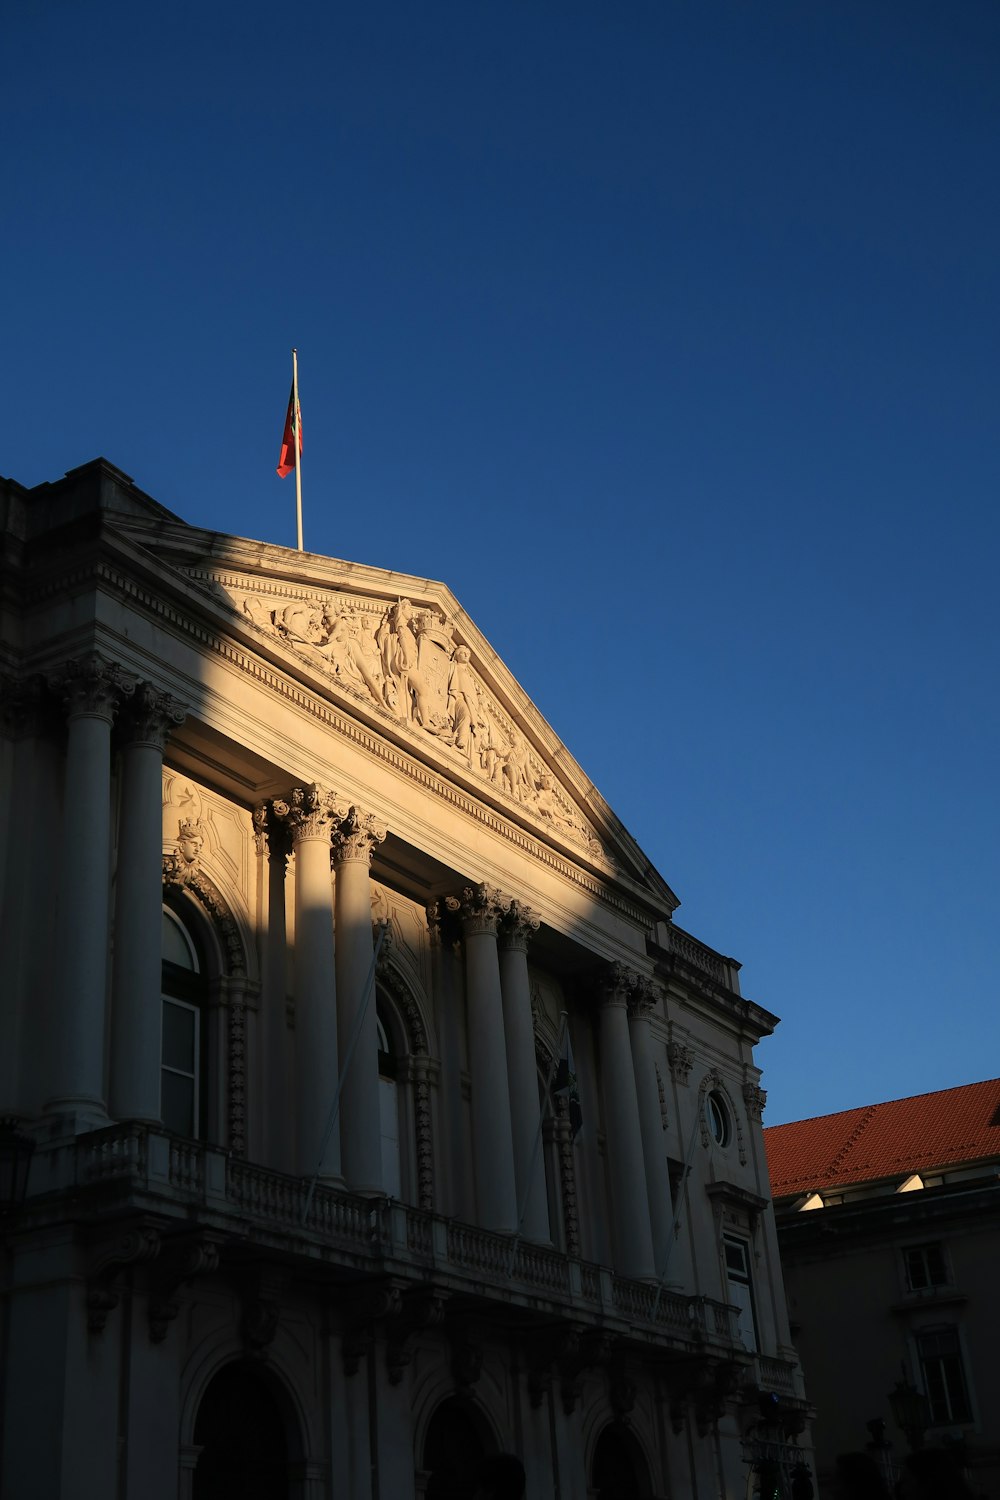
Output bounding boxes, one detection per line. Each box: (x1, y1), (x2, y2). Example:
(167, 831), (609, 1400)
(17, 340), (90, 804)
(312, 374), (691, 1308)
(0, 459), (806, 1499)
(765, 1079), (1000, 1498)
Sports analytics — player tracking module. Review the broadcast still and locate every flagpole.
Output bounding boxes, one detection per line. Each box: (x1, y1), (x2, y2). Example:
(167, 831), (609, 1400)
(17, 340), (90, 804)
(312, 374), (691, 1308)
(292, 347), (304, 552)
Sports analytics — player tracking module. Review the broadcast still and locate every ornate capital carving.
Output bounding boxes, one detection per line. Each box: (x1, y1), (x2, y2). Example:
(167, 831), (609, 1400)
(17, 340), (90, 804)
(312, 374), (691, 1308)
(743, 1081), (767, 1121)
(120, 681), (187, 749)
(331, 804), (387, 866)
(667, 1040), (694, 1085)
(628, 977), (659, 1019)
(498, 898), (539, 952)
(444, 881), (510, 937)
(269, 783), (340, 844)
(597, 961), (639, 1007)
(50, 653), (136, 725)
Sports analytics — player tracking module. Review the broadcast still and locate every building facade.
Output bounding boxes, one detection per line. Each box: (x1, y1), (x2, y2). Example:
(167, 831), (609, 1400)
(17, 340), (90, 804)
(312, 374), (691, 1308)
(765, 1080), (1000, 1499)
(1, 459), (806, 1499)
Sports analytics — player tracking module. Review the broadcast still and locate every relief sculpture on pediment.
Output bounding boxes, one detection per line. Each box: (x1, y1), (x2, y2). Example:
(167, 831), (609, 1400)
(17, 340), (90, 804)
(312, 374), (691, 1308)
(237, 585), (604, 857)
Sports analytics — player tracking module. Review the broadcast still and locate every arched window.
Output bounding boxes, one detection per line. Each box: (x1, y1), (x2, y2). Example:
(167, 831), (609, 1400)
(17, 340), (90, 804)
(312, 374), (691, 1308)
(161, 906), (208, 1138)
(592, 1425), (651, 1500)
(423, 1397), (493, 1500)
(193, 1361), (293, 1500)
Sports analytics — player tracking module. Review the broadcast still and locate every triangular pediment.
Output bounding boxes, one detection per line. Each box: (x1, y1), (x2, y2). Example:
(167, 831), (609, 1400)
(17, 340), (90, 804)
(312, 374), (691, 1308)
(112, 511), (678, 912)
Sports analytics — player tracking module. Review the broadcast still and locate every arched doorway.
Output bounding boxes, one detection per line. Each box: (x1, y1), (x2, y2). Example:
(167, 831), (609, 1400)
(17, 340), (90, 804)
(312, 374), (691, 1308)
(424, 1396), (492, 1500)
(592, 1424), (651, 1500)
(193, 1361), (292, 1500)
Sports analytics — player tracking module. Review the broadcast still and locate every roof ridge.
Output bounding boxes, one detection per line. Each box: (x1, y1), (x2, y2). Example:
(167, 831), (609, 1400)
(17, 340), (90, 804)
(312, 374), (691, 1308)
(823, 1104), (879, 1178)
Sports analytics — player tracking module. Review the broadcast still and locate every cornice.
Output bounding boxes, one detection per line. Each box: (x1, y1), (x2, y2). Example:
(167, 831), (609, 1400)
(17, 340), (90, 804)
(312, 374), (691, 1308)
(25, 551), (657, 929)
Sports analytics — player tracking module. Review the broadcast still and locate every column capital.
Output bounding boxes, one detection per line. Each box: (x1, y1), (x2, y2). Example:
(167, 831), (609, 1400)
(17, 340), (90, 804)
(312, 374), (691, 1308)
(331, 805), (387, 866)
(49, 652), (136, 725)
(596, 961), (640, 1008)
(269, 783), (340, 844)
(119, 681), (188, 750)
(628, 976), (660, 1020)
(498, 899), (539, 952)
(253, 800), (293, 866)
(445, 882), (510, 937)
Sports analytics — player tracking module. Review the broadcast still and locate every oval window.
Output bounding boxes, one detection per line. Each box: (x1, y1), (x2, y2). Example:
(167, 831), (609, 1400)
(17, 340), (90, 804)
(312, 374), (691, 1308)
(706, 1090), (731, 1148)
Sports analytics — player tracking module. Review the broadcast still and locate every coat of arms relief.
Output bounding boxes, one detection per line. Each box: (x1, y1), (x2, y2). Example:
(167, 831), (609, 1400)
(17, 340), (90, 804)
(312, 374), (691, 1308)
(233, 585), (604, 859)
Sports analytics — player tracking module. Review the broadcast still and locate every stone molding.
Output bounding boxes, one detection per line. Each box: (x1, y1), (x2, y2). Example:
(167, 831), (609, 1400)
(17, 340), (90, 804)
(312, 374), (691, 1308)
(119, 680), (187, 749)
(330, 804), (387, 866)
(50, 652), (136, 724)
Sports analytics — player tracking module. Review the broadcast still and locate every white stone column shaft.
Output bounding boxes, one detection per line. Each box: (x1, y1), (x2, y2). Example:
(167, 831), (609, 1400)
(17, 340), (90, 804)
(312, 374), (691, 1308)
(272, 785), (341, 1181)
(332, 806), (386, 1195)
(47, 655), (135, 1124)
(110, 684), (186, 1122)
(628, 982), (675, 1277)
(255, 803), (292, 1172)
(498, 902), (550, 1243)
(598, 964), (656, 1281)
(449, 884), (519, 1234)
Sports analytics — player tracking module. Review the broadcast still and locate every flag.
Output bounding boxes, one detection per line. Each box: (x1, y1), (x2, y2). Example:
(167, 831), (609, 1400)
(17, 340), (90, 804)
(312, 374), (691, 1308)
(553, 1029), (582, 1139)
(277, 383), (302, 478)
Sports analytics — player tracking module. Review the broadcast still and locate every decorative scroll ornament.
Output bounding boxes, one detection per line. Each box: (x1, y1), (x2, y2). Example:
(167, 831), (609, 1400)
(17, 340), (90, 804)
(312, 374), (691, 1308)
(269, 783), (341, 843)
(50, 652), (136, 723)
(330, 805), (387, 865)
(233, 584), (604, 856)
(444, 882), (511, 936)
(121, 681), (187, 748)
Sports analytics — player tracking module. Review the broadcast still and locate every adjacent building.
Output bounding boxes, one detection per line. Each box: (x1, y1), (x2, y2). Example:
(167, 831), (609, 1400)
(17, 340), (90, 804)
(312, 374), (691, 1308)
(765, 1078), (1000, 1498)
(1, 459), (807, 1499)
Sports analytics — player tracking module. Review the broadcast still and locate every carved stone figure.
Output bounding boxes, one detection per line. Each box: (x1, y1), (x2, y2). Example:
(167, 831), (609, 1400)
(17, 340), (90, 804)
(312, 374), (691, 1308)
(502, 731), (534, 803)
(444, 646), (484, 755)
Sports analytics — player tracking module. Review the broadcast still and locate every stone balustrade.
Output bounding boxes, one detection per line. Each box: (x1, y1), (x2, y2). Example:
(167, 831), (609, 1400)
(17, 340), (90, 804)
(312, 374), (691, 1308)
(63, 1122), (757, 1357)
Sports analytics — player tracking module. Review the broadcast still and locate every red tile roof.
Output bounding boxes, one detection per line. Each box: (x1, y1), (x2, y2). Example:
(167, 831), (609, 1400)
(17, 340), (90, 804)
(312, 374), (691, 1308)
(763, 1078), (1000, 1198)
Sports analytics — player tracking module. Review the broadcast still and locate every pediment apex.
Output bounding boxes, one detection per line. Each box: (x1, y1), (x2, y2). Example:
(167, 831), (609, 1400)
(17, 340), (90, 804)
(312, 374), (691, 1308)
(113, 516), (679, 911)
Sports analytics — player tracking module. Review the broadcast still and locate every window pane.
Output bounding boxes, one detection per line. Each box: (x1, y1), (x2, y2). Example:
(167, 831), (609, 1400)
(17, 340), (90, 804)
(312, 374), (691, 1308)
(162, 999), (196, 1072)
(161, 1069), (196, 1137)
(163, 910), (197, 969)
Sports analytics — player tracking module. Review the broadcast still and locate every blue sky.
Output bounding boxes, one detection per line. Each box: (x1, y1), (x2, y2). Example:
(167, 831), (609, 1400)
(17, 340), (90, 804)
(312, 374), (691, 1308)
(4, 1), (998, 1125)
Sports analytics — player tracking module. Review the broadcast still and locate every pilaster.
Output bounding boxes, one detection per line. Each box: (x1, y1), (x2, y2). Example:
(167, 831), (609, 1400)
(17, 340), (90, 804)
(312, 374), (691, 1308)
(498, 900), (550, 1243)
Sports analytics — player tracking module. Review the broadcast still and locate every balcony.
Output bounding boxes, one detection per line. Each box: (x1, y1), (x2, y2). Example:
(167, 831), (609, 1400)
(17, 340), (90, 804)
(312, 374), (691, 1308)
(17, 1121), (762, 1364)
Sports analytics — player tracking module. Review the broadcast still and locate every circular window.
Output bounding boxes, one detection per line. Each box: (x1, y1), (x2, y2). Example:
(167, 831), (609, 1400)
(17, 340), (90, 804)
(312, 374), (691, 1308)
(706, 1090), (731, 1147)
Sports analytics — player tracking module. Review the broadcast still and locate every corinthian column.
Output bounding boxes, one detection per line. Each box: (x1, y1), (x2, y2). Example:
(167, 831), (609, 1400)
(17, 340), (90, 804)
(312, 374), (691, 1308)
(47, 654), (136, 1126)
(628, 978), (675, 1277)
(498, 901), (550, 1243)
(598, 963), (656, 1281)
(271, 785), (341, 1181)
(254, 802), (293, 1172)
(110, 683), (187, 1122)
(331, 805), (386, 1195)
(447, 883), (519, 1233)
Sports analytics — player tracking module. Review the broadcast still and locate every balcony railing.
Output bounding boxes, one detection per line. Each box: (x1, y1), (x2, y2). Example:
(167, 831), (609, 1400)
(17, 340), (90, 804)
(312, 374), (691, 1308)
(68, 1122), (748, 1351)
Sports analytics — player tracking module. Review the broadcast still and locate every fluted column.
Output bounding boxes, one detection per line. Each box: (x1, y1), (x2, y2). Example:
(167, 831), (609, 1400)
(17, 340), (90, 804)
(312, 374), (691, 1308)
(110, 683), (187, 1122)
(254, 802), (293, 1171)
(331, 805), (386, 1195)
(598, 963), (656, 1281)
(46, 654), (136, 1125)
(498, 901), (550, 1243)
(271, 785), (341, 1180)
(447, 883), (519, 1233)
(628, 978), (675, 1277)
